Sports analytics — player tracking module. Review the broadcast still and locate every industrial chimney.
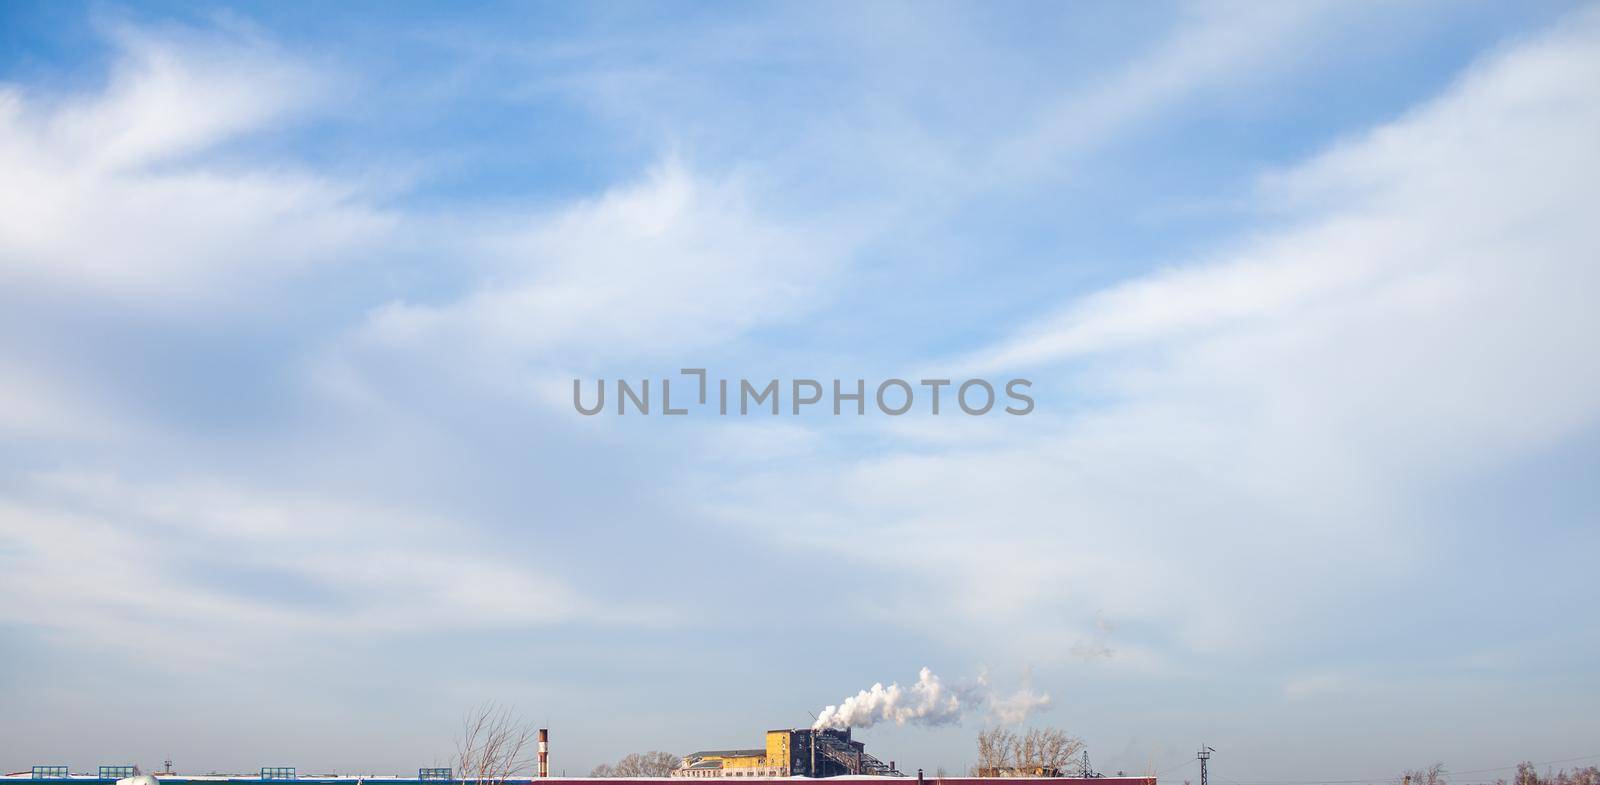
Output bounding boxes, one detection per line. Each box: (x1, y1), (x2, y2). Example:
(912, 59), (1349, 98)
(538, 728), (549, 778)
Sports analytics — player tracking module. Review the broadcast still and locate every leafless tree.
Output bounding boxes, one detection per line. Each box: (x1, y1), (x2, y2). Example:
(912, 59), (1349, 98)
(591, 752), (680, 777)
(1550, 766), (1600, 785)
(455, 702), (536, 785)
(1020, 727), (1083, 773)
(1496, 763), (1600, 785)
(1400, 764), (1447, 785)
(973, 727), (1085, 776)
(975, 727), (1018, 774)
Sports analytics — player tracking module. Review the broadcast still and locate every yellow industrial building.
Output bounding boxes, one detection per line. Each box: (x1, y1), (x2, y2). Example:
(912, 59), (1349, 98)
(675, 729), (899, 778)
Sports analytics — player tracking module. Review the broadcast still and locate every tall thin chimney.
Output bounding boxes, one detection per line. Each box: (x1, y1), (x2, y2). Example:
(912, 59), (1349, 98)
(538, 729), (549, 778)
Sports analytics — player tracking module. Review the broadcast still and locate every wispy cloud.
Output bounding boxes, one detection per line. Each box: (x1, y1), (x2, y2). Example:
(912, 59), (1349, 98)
(708, 4), (1600, 660)
(0, 470), (599, 664)
(1, 3), (1596, 777)
(0, 23), (391, 303)
(346, 157), (850, 374)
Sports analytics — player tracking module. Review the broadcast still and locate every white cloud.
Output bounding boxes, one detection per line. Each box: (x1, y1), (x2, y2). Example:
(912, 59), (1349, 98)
(327, 157), (853, 409)
(708, 6), (1600, 659)
(0, 471), (595, 662)
(367, 159), (839, 357)
(0, 25), (392, 303)
(0, 5), (1592, 775)
(0, 22), (853, 668)
(990, 1), (1351, 180)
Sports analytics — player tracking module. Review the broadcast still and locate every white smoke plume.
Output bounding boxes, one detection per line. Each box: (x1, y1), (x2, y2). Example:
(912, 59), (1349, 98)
(812, 667), (1050, 730)
(1070, 613), (1117, 661)
(976, 666), (1053, 725)
(813, 667), (961, 730)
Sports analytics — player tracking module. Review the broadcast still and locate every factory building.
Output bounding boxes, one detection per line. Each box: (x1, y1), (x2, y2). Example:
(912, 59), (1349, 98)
(5, 773), (1157, 785)
(5, 762), (1158, 785)
(675, 728), (900, 778)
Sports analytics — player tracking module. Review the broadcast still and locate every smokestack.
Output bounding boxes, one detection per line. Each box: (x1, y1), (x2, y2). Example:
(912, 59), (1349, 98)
(538, 729), (549, 778)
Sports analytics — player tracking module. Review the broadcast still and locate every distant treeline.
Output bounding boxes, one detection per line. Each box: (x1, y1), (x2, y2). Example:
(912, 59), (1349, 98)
(1502, 763), (1600, 785)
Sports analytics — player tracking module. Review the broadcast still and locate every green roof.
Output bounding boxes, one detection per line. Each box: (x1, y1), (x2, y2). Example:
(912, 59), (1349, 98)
(686, 750), (766, 760)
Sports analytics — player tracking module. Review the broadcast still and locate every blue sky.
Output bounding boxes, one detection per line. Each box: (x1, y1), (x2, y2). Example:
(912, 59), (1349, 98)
(2, 0), (1599, 781)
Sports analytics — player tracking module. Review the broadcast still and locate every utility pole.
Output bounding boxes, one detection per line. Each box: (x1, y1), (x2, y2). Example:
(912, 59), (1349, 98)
(1198, 746), (1215, 785)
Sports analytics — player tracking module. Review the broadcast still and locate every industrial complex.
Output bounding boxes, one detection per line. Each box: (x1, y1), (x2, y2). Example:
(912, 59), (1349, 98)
(2, 771), (1156, 785)
(675, 728), (897, 778)
(5, 725), (1157, 785)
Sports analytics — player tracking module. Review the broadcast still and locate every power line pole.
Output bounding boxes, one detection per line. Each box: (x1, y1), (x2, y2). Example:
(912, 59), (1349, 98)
(1198, 746), (1214, 785)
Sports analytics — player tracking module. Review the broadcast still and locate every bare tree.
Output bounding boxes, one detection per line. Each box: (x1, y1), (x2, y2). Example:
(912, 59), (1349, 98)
(1019, 728), (1082, 774)
(975, 727), (1019, 774)
(973, 727), (1085, 776)
(455, 702), (537, 785)
(591, 752), (680, 777)
(1495, 763), (1600, 785)
(1400, 764), (1447, 785)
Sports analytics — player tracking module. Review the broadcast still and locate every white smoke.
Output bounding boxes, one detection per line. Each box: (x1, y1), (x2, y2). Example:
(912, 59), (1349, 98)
(812, 667), (1050, 730)
(1070, 613), (1117, 661)
(812, 667), (961, 730)
(976, 666), (1052, 725)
